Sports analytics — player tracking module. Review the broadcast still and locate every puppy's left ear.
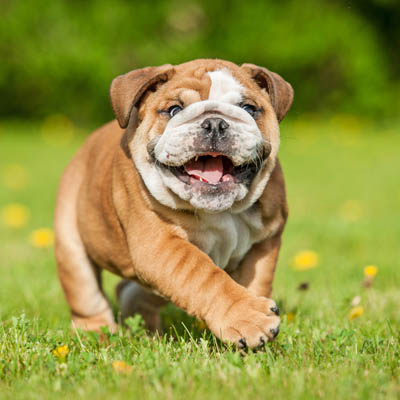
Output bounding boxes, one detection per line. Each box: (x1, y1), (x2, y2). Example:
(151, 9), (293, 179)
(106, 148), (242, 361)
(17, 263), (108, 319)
(241, 63), (294, 122)
(110, 64), (175, 129)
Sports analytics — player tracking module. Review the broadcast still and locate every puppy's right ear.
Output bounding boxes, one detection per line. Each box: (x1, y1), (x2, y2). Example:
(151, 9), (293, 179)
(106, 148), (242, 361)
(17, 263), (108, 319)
(110, 65), (175, 129)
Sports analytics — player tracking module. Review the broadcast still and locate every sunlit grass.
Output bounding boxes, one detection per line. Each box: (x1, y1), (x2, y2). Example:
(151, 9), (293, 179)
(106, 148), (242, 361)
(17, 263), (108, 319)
(0, 118), (399, 399)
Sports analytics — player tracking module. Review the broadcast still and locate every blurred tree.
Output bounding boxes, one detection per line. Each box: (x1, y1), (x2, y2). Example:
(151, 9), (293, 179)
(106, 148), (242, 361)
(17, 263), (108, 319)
(349, 0), (400, 72)
(0, 0), (398, 125)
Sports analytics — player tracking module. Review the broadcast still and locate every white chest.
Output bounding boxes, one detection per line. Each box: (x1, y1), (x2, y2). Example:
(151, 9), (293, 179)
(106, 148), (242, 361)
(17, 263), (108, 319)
(191, 208), (264, 271)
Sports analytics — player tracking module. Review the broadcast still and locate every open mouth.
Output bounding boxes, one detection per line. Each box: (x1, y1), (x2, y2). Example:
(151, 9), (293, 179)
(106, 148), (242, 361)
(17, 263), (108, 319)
(162, 153), (261, 186)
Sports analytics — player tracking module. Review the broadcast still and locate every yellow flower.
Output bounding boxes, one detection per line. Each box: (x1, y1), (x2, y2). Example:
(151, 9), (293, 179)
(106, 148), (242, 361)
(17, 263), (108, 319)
(1, 203), (30, 228)
(30, 228), (54, 248)
(364, 265), (378, 278)
(330, 114), (364, 133)
(339, 200), (365, 222)
(349, 306), (364, 321)
(53, 345), (69, 362)
(1, 164), (29, 191)
(292, 250), (319, 271)
(112, 360), (133, 374)
(286, 312), (295, 323)
(329, 115), (363, 146)
(41, 114), (75, 146)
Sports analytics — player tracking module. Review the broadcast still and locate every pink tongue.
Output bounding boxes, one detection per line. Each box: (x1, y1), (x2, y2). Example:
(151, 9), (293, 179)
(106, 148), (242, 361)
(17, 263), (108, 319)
(185, 157), (224, 184)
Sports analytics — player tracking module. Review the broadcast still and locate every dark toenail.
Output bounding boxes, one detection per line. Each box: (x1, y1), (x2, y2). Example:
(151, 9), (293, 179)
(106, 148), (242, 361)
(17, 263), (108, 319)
(270, 327), (280, 338)
(270, 306), (280, 316)
(259, 337), (265, 347)
(239, 338), (247, 349)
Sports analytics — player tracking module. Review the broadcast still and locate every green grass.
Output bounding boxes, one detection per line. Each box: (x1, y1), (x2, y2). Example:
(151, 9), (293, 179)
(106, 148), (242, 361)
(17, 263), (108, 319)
(0, 117), (399, 399)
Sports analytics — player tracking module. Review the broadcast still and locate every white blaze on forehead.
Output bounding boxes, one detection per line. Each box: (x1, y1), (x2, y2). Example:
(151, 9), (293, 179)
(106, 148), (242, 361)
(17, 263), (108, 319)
(208, 69), (244, 104)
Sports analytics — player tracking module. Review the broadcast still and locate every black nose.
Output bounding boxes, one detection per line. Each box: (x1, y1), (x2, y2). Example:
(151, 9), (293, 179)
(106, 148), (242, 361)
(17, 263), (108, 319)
(201, 117), (229, 137)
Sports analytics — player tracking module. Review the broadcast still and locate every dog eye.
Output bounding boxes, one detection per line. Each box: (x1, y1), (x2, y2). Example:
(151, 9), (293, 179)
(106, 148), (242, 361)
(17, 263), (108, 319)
(167, 105), (183, 118)
(240, 104), (257, 117)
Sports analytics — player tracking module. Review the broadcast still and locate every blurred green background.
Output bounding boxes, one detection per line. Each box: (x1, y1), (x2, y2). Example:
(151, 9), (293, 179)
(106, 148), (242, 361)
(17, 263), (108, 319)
(1, 0), (400, 125)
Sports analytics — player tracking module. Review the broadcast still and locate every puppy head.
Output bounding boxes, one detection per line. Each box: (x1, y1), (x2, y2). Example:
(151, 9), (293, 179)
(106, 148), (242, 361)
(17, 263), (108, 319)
(110, 59), (293, 213)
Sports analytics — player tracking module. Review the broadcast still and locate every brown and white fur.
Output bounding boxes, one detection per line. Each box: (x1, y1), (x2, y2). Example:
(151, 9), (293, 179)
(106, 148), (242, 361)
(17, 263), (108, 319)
(55, 59), (293, 349)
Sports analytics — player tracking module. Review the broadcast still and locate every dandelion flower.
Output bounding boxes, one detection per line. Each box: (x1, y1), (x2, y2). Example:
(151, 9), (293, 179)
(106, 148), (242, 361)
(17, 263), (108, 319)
(292, 250), (319, 271)
(339, 200), (364, 222)
(363, 265), (378, 288)
(286, 312), (295, 323)
(364, 265), (378, 278)
(41, 114), (75, 146)
(2, 164), (29, 191)
(349, 306), (364, 321)
(30, 228), (54, 248)
(1, 203), (30, 228)
(112, 360), (133, 374)
(52, 345), (69, 362)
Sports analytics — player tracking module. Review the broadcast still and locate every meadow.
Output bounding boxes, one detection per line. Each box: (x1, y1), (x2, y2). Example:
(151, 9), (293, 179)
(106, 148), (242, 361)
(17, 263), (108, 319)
(0, 116), (399, 399)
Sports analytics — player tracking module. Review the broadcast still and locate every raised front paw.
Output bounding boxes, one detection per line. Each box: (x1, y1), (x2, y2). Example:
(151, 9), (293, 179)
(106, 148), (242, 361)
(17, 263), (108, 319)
(209, 296), (280, 349)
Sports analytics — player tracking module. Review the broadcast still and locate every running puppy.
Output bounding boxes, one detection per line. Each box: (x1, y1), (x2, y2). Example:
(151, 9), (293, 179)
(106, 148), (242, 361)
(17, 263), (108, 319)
(55, 59), (293, 349)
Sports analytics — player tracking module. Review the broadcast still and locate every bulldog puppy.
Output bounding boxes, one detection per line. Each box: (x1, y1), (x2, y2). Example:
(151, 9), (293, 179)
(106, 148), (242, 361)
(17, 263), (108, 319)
(55, 59), (293, 349)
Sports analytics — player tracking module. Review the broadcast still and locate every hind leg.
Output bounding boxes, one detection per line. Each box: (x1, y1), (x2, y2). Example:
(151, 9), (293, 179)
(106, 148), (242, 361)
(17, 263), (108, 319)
(116, 280), (166, 333)
(55, 160), (116, 333)
(55, 237), (117, 333)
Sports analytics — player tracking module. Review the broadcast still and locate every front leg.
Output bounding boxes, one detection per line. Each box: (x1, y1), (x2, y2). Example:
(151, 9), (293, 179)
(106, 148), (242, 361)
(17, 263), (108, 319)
(129, 233), (280, 349)
(230, 236), (282, 299)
